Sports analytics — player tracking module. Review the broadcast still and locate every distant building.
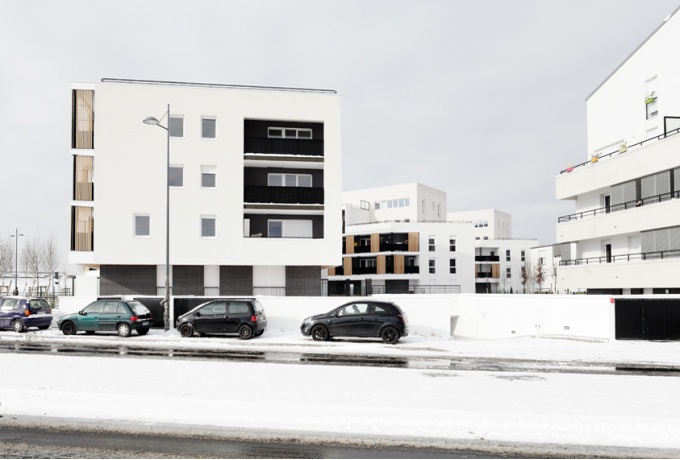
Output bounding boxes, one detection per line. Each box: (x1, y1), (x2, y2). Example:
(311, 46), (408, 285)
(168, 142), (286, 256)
(325, 183), (538, 295)
(69, 79), (342, 297)
(447, 209), (538, 294)
(555, 7), (680, 294)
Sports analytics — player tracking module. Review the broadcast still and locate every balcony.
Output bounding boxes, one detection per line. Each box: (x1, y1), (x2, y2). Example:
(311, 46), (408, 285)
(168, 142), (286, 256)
(475, 255), (500, 262)
(244, 137), (324, 157)
(560, 248), (680, 266)
(244, 186), (324, 205)
(558, 191), (680, 223)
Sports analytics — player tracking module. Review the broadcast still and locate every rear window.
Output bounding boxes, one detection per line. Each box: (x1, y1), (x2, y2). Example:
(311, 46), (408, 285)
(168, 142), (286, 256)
(129, 301), (151, 316)
(0, 298), (20, 312)
(228, 301), (251, 315)
(29, 299), (51, 311)
(253, 300), (265, 314)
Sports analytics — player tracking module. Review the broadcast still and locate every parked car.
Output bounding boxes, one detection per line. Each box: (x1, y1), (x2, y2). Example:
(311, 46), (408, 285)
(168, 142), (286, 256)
(300, 300), (408, 344)
(57, 299), (153, 337)
(175, 298), (267, 339)
(0, 296), (53, 332)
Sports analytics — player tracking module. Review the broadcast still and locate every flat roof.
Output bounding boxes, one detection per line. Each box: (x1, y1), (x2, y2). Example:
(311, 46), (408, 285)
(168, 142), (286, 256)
(100, 78), (337, 94)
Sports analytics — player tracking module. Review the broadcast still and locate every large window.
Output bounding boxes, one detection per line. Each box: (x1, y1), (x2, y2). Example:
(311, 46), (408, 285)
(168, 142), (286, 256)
(134, 214), (150, 237)
(201, 216), (216, 238)
(202, 117), (216, 139)
(169, 166), (183, 187)
(267, 173), (312, 187)
(268, 127), (312, 139)
(201, 165), (216, 188)
(169, 116), (184, 138)
(267, 219), (313, 238)
(375, 198), (410, 210)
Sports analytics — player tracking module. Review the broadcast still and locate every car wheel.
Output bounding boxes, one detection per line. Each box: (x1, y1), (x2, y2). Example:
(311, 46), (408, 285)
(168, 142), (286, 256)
(117, 323), (132, 337)
(12, 319), (25, 333)
(381, 326), (400, 344)
(61, 321), (77, 335)
(310, 325), (330, 341)
(179, 323), (194, 338)
(238, 325), (253, 340)
(137, 327), (149, 336)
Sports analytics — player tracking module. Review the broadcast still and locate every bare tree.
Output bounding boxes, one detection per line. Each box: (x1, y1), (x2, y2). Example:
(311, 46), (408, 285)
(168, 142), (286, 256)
(20, 235), (42, 295)
(520, 263), (529, 294)
(0, 235), (14, 293)
(534, 258), (546, 293)
(42, 234), (60, 298)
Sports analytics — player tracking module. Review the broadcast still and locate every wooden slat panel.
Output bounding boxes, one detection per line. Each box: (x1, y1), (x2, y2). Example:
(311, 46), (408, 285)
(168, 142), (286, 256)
(327, 267), (336, 276)
(491, 264), (500, 279)
(377, 255), (386, 274)
(408, 232), (419, 252)
(345, 235), (354, 255)
(394, 254), (404, 274)
(343, 257), (352, 276)
(371, 233), (380, 253)
(75, 90), (94, 149)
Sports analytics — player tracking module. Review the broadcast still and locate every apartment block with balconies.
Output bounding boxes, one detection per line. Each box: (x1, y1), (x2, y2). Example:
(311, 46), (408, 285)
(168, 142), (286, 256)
(69, 79), (341, 297)
(555, 7), (680, 294)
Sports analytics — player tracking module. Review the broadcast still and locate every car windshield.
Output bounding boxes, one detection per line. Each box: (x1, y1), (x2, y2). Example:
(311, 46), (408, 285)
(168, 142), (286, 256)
(253, 300), (265, 314)
(129, 301), (150, 315)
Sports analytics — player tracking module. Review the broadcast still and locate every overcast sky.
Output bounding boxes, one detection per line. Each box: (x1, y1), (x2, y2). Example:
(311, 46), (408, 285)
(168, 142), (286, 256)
(1, 0), (678, 272)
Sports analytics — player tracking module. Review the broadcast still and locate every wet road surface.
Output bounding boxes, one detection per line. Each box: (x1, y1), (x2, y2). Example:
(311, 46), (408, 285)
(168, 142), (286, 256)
(1, 340), (679, 376)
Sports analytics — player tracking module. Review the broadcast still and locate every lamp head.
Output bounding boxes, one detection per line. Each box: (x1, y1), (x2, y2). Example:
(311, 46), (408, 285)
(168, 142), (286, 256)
(143, 116), (161, 126)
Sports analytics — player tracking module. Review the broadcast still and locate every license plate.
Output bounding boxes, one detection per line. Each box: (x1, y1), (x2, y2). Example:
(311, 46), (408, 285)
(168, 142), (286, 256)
(142, 321), (149, 326)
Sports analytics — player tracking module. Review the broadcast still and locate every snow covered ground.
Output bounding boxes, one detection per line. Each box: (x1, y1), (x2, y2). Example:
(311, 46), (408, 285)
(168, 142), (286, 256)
(1, 327), (680, 457)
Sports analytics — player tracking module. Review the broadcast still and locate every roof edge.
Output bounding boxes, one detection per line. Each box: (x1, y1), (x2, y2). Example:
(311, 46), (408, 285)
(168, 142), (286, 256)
(100, 78), (337, 94)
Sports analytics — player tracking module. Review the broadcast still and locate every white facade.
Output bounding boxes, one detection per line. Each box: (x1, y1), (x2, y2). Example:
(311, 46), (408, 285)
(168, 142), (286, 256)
(555, 7), (680, 294)
(447, 209), (512, 240)
(69, 79), (342, 296)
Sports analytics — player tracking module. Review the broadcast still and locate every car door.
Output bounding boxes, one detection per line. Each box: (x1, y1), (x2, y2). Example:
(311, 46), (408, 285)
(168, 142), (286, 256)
(364, 303), (390, 337)
(194, 302), (227, 334)
(78, 301), (105, 331)
(226, 301), (251, 333)
(98, 301), (125, 331)
(0, 298), (18, 328)
(327, 303), (369, 337)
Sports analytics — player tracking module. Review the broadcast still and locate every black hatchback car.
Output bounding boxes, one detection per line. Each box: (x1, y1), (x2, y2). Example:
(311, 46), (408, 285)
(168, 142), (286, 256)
(175, 298), (267, 340)
(301, 301), (408, 344)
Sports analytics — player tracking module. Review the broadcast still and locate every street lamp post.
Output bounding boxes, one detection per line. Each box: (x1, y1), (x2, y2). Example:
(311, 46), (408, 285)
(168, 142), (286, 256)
(10, 229), (23, 295)
(143, 104), (171, 331)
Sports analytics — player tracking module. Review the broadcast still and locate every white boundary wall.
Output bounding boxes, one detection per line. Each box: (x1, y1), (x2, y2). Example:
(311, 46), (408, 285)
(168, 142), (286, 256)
(58, 294), (616, 341)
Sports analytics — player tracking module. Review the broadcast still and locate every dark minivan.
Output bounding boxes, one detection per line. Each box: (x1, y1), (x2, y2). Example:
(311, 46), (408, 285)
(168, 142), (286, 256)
(175, 298), (267, 340)
(300, 300), (408, 344)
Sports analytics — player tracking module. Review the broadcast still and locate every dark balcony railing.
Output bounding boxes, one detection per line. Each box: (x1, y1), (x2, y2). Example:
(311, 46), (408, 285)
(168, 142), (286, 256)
(476, 272), (498, 279)
(404, 265), (419, 274)
(244, 186), (324, 205)
(353, 266), (377, 275)
(559, 118), (680, 174)
(379, 242), (411, 252)
(560, 249), (680, 266)
(353, 245), (372, 254)
(244, 137), (324, 156)
(475, 255), (500, 262)
(558, 191), (680, 223)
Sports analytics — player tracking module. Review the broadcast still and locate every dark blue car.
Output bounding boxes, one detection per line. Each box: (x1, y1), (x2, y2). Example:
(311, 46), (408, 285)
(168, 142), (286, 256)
(0, 296), (53, 332)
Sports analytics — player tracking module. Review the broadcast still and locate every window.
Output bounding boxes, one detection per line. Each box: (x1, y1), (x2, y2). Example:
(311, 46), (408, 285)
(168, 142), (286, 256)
(506, 250), (511, 262)
(268, 127), (312, 139)
(228, 301), (251, 315)
(268, 220), (283, 238)
(449, 259), (456, 274)
(429, 259), (436, 274)
(169, 166), (183, 187)
(429, 237), (435, 252)
(360, 200), (370, 210)
(506, 267), (512, 279)
(201, 216), (216, 238)
(374, 198), (409, 210)
(134, 214), (150, 237)
(360, 258), (376, 268)
(201, 165), (216, 188)
(202, 118), (216, 139)
(169, 116), (184, 138)
(521, 250), (526, 262)
(449, 238), (456, 252)
(267, 173), (312, 187)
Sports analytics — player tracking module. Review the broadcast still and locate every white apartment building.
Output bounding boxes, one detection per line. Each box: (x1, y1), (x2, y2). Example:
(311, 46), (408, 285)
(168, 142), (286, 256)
(69, 79), (342, 297)
(325, 183), (537, 295)
(448, 209), (538, 294)
(555, 7), (680, 294)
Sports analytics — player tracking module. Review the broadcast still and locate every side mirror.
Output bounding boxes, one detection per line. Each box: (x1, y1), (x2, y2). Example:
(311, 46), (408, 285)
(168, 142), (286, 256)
(79, 310), (86, 316)
(195, 311), (201, 317)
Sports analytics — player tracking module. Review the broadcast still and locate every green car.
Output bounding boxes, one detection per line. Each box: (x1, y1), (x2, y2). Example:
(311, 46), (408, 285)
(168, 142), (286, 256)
(58, 299), (154, 337)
